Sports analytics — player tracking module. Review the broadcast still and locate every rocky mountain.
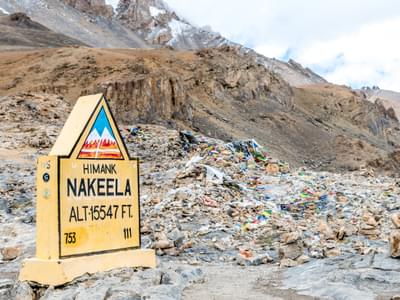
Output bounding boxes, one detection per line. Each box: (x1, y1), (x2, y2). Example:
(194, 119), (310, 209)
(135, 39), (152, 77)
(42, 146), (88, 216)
(260, 58), (327, 87)
(116, 0), (229, 49)
(0, 46), (399, 172)
(2, 2), (400, 299)
(0, 0), (325, 87)
(361, 86), (400, 121)
(0, 12), (86, 50)
(0, 0), (148, 48)
(62, 0), (114, 18)
(0, 0), (398, 172)
(114, 0), (326, 86)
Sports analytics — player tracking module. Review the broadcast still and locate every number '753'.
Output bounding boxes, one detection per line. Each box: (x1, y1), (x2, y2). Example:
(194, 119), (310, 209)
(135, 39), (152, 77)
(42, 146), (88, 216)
(64, 232), (76, 244)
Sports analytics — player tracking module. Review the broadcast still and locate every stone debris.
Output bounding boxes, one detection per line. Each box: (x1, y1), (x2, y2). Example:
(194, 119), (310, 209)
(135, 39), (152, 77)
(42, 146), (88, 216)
(296, 255), (310, 265)
(392, 213), (400, 229)
(279, 243), (303, 261)
(1, 247), (21, 261)
(390, 230), (400, 258)
(1, 117), (400, 299)
(280, 232), (300, 245)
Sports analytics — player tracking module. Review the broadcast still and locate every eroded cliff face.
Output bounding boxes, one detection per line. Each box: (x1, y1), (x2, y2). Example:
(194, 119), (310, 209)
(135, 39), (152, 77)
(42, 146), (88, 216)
(99, 47), (293, 127)
(0, 46), (291, 126)
(62, 0), (114, 18)
(0, 0), (148, 48)
(117, 0), (169, 31)
(114, 0), (327, 86)
(0, 12), (87, 49)
(116, 0), (227, 48)
(0, 0), (328, 87)
(0, 46), (399, 171)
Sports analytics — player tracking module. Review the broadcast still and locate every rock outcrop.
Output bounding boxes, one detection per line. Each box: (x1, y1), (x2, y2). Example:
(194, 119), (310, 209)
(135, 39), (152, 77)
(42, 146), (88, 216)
(0, 0), (149, 48)
(0, 47), (399, 172)
(0, 0), (328, 86)
(116, 0), (228, 49)
(115, 0), (326, 86)
(361, 86), (400, 121)
(390, 231), (400, 258)
(62, 0), (114, 18)
(0, 12), (87, 49)
(390, 213), (400, 258)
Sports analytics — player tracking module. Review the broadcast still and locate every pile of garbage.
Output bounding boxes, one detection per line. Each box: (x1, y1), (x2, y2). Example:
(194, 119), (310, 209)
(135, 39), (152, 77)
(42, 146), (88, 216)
(1, 123), (400, 299)
(123, 125), (400, 267)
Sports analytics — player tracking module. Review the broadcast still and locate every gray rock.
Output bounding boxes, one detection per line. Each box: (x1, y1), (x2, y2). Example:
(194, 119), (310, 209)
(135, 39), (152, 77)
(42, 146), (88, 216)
(371, 252), (400, 271)
(236, 253), (273, 266)
(104, 288), (141, 300)
(283, 253), (400, 300)
(390, 230), (400, 258)
(176, 267), (204, 285)
(142, 285), (181, 300)
(12, 281), (34, 300)
(279, 243), (303, 260)
(0, 279), (13, 299)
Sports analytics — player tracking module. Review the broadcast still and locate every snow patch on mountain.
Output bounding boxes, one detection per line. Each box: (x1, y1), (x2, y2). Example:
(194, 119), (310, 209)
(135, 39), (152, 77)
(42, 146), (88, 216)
(104, 0), (119, 11)
(168, 19), (190, 37)
(0, 6), (9, 14)
(149, 6), (165, 17)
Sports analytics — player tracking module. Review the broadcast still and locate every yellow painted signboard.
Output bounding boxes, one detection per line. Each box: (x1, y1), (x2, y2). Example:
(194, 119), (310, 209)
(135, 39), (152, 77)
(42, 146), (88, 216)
(20, 94), (156, 286)
(59, 159), (140, 257)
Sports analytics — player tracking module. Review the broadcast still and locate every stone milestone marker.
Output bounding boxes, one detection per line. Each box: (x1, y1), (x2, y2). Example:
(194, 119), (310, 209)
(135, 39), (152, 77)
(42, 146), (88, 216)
(19, 94), (156, 286)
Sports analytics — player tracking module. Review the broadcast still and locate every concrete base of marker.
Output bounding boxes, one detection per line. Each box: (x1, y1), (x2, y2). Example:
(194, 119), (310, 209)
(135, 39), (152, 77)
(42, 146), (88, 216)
(19, 249), (156, 286)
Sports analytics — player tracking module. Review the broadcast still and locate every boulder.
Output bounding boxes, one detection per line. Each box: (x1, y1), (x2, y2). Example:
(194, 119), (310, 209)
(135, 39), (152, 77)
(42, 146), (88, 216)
(279, 243), (303, 260)
(1, 247), (21, 261)
(153, 240), (174, 250)
(392, 213), (400, 229)
(280, 232), (300, 244)
(389, 230), (400, 258)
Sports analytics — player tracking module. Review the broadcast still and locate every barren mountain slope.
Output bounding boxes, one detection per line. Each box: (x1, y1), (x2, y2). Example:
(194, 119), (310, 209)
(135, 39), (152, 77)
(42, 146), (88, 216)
(293, 84), (400, 170)
(0, 47), (398, 171)
(115, 0), (327, 87)
(0, 12), (86, 50)
(361, 87), (400, 121)
(116, 0), (228, 49)
(45, 0), (326, 86)
(0, 0), (327, 86)
(62, 0), (114, 18)
(0, 0), (148, 47)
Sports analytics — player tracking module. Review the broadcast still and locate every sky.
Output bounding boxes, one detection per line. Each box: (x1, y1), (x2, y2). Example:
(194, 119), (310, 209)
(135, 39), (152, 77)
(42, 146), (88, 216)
(106, 0), (400, 91)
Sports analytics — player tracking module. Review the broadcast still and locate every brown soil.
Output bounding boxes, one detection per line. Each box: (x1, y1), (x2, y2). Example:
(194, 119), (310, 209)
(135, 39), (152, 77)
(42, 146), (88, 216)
(0, 47), (399, 172)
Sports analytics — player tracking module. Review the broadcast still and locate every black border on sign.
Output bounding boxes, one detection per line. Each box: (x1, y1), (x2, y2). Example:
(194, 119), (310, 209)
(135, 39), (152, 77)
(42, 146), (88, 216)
(57, 94), (141, 259)
(57, 156), (61, 258)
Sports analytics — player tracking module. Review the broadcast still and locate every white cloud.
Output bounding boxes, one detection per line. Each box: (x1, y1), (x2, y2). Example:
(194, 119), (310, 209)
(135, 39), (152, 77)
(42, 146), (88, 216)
(254, 44), (288, 59)
(165, 0), (400, 91)
(295, 18), (400, 91)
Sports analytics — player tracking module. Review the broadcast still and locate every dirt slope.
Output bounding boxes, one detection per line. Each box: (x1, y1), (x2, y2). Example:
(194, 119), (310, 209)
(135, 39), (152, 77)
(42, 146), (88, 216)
(361, 87), (400, 121)
(0, 47), (398, 172)
(0, 0), (149, 48)
(0, 12), (86, 50)
(1, 0), (326, 87)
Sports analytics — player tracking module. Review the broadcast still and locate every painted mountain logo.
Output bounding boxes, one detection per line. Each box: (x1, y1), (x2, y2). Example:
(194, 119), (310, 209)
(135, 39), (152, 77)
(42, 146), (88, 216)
(78, 107), (122, 159)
